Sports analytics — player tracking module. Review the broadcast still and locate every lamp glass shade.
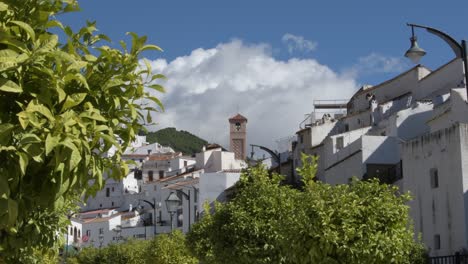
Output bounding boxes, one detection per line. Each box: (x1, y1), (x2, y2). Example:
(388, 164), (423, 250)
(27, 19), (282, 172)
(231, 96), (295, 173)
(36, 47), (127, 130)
(165, 192), (181, 213)
(405, 37), (426, 64)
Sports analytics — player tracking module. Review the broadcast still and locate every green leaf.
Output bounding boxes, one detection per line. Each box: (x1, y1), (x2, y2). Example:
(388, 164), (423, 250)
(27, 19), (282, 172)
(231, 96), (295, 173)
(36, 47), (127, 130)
(10, 21), (35, 41)
(146, 110), (152, 123)
(36, 34), (58, 54)
(147, 84), (165, 93)
(61, 93), (87, 111)
(7, 199), (17, 226)
(0, 49), (19, 62)
(0, 176), (9, 199)
(45, 20), (64, 29)
(45, 134), (60, 155)
(18, 152), (28, 176)
(0, 78), (22, 93)
(0, 2), (8, 11)
(147, 96), (164, 111)
(0, 123), (15, 145)
(26, 100), (55, 121)
(139, 44), (163, 52)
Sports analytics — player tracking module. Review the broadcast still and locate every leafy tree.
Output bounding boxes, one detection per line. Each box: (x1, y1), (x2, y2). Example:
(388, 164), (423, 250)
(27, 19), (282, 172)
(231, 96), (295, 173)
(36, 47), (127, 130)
(68, 231), (197, 264)
(145, 230), (198, 264)
(187, 154), (426, 264)
(0, 0), (164, 261)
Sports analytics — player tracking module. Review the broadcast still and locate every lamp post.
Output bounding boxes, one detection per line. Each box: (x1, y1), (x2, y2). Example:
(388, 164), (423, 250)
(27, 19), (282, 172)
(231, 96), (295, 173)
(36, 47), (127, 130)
(250, 144), (281, 174)
(404, 23), (468, 99)
(165, 192), (181, 231)
(138, 198), (160, 236)
(98, 233), (104, 249)
(176, 190), (192, 231)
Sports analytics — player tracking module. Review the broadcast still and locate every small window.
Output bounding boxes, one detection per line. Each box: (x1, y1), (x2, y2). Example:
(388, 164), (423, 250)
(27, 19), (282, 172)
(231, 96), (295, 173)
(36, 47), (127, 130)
(99, 228), (104, 234)
(148, 171), (154, 182)
(434, 234), (441, 250)
(430, 168), (439, 188)
(300, 134), (304, 144)
(184, 160), (188, 167)
(344, 124), (349, 132)
(99, 204), (102, 208)
(159, 170), (164, 179)
(357, 119), (361, 125)
(86, 230), (91, 236)
(112, 187), (114, 192)
(336, 136), (344, 150)
(106, 188), (110, 197)
(111, 201), (114, 207)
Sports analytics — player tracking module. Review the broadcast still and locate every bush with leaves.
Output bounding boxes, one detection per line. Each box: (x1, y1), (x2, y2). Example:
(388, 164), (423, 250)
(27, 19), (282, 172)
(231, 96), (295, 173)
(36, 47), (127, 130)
(188, 154), (426, 264)
(68, 231), (197, 264)
(0, 0), (164, 261)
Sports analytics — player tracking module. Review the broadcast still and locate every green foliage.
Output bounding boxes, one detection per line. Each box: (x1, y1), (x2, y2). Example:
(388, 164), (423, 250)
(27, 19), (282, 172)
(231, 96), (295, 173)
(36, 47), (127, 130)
(0, 0), (164, 260)
(145, 230), (198, 264)
(68, 231), (197, 264)
(187, 156), (426, 264)
(145, 127), (207, 155)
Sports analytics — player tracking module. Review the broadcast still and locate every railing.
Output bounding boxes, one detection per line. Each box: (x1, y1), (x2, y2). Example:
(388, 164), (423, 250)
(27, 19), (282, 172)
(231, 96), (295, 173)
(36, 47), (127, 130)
(429, 253), (468, 264)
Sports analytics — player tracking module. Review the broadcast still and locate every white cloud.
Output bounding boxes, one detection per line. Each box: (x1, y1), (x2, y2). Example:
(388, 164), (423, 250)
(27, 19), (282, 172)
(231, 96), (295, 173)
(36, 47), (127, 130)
(144, 39), (357, 150)
(281, 33), (318, 54)
(344, 53), (410, 78)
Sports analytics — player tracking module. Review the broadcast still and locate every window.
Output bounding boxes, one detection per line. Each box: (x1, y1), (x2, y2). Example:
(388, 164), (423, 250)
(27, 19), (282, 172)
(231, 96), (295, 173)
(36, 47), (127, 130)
(159, 170), (164, 179)
(184, 160), (188, 167)
(430, 168), (439, 188)
(148, 171), (154, 182)
(106, 188), (110, 197)
(300, 134), (304, 144)
(194, 189), (198, 203)
(112, 187), (114, 192)
(344, 124), (349, 132)
(336, 136), (344, 150)
(434, 234), (441, 250)
(135, 169), (142, 180)
(99, 204), (102, 208)
(111, 201), (114, 207)
(357, 118), (361, 125)
(86, 230), (91, 236)
(99, 228), (104, 234)
(194, 205), (199, 222)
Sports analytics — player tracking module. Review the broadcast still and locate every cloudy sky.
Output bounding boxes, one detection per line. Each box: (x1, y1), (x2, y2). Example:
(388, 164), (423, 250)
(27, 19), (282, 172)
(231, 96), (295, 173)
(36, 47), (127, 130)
(62, 0), (468, 150)
(143, 39), (404, 149)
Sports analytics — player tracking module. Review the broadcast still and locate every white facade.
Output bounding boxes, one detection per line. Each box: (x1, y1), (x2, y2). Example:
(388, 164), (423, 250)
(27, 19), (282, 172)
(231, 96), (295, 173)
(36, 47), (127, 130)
(292, 58), (468, 256)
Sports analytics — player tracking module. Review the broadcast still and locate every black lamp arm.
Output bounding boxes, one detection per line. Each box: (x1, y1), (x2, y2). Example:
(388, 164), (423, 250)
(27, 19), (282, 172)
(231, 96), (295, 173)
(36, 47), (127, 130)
(407, 23), (463, 58)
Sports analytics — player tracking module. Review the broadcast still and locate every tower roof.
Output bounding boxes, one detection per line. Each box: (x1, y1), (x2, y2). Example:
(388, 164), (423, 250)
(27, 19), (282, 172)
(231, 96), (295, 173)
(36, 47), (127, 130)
(229, 113), (248, 122)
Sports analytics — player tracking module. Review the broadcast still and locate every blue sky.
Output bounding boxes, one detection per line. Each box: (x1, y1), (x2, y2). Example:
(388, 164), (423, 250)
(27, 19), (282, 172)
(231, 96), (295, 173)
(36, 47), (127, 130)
(60, 0), (468, 149)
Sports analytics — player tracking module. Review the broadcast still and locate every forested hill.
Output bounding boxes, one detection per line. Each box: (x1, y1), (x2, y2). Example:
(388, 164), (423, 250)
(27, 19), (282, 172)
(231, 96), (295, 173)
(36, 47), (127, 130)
(145, 127), (208, 156)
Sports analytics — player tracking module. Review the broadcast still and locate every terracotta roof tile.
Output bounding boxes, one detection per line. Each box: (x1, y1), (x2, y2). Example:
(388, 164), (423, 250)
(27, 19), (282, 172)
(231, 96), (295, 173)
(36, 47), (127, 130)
(229, 113), (248, 122)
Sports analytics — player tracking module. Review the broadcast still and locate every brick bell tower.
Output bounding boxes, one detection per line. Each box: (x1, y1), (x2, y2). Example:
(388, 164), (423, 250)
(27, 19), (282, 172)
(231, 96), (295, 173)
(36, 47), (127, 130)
(229, 113), (248, 160)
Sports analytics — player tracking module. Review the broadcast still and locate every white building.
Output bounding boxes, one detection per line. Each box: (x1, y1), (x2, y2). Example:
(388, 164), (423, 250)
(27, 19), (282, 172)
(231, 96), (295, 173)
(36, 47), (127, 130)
(68, 118), (248, 248)
(292, 58), (468, 256)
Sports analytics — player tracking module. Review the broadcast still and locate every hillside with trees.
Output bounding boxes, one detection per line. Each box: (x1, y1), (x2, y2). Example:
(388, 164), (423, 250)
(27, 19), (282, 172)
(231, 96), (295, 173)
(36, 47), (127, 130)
(146, 127), (208, 156)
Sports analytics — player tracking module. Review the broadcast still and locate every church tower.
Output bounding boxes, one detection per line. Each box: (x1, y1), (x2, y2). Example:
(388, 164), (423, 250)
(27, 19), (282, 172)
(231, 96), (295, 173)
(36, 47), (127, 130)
(229, 113), (248, 160)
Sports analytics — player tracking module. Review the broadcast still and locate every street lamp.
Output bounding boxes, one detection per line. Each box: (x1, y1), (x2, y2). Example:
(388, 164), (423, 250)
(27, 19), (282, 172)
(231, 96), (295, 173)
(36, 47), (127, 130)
(138, 198), (160, 236)
(176, 190), (191, 231)
(250, 144), (281, 174)
(98, 233), (104, 248)
(404, 23), (468, 98)
(165, 192), (181, 231)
